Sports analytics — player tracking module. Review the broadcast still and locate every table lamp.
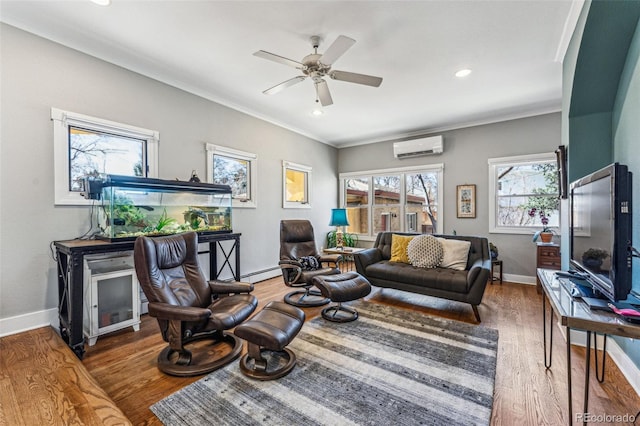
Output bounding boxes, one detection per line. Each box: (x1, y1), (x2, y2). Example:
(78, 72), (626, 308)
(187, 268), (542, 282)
(329, 208), (350, 249)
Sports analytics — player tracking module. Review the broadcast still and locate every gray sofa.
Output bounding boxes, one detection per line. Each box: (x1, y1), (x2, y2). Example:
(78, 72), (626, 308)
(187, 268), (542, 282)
(353, 232), (491, 322)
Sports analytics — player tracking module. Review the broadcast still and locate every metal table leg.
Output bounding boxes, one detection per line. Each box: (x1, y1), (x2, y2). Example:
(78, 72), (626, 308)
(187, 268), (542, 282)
(543, 294), (554, 368)
(583, 331), (590, 425)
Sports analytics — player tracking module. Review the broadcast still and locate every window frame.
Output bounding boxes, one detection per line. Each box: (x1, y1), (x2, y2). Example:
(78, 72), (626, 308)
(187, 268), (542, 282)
(488, 152), (558, 234)
(51, 108), (159, 206)
(206, 143), (258, 209)
(339, 163), (444, 240)
(282, 161), (312, 209)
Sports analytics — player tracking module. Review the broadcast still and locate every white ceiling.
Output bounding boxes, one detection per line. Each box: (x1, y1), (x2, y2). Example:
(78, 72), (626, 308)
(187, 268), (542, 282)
(0, 1), (579, 147)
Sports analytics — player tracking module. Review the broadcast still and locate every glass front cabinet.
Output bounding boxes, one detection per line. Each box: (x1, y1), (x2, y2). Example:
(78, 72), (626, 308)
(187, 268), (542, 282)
(86, 174), (233, 241)
(83, 253), (140, 346)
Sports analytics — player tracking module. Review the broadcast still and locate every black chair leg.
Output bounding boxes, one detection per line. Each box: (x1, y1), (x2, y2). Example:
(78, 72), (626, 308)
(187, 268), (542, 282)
(471, 305), (481, 322)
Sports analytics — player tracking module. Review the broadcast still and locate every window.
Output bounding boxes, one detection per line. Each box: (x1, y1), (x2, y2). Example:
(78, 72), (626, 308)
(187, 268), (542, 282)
(406, 212), (418, 233)
(488, 153), (559, 234)
(206, 144), (257, 208)
(373, 175), (400, 233)
(52, 108), (158, 205)
(406, 172), (439, 234)
(340, 164), (443, 239)
(283, 161), (312, 208)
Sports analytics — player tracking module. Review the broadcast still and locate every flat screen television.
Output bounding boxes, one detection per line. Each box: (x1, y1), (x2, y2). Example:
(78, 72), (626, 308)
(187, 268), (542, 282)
(570, 163), (632, 302)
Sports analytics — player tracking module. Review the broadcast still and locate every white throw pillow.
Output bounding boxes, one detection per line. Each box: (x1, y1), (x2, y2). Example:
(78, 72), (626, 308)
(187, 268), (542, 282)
(407, 235), (443, 268)
(437, 238), (471, 270)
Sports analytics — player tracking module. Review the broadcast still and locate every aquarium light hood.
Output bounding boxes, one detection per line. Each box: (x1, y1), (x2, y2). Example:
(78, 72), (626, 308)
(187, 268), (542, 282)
(82, 174), (232, 200)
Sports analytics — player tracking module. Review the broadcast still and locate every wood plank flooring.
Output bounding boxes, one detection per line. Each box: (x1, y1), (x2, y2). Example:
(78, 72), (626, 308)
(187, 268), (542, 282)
(3, 278), (640, 425)
(0, 326), (130, 425)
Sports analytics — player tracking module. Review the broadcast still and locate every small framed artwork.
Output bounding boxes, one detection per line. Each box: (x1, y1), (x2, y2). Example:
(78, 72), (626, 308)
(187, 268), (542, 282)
(456, 184), (476, 218)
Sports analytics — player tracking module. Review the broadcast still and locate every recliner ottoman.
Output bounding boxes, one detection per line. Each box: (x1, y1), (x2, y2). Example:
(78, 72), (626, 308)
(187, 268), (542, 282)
(311, 271), (372, 322)
(234, 301), (305, 380)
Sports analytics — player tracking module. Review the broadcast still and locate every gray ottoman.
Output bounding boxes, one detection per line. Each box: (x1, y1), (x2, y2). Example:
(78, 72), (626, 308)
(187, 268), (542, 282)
(311, 271), (372, 322)
(234, 301), (305, 380)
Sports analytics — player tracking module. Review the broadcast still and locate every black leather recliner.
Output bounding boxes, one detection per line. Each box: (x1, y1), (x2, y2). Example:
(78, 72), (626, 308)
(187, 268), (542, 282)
(134, 232), (257, 376)
(278, 220), (341, 307)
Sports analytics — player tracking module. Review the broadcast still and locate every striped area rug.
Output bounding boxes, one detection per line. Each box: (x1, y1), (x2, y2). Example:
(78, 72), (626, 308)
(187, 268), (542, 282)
(151, 302), (498, 425)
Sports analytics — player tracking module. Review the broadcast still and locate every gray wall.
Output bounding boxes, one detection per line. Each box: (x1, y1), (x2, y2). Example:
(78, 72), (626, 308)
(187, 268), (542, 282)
(0, 24), (337, 320)
(339, 112), (562, 280)
(563, 0), (640, 374)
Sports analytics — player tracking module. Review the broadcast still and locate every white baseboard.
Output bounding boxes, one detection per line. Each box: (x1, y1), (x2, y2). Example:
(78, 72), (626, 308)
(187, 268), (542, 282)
(556, 323), (640, 397)
(0, 308), (58, 338)
(605, 337), (640, 396)
(504, 273), (536, 285)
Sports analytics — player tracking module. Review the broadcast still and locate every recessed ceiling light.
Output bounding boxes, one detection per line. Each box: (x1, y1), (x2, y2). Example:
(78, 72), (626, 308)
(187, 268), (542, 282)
(90, 0), (111, 6)
(311, 109), (324, 116)
(455, 69), (472, 78)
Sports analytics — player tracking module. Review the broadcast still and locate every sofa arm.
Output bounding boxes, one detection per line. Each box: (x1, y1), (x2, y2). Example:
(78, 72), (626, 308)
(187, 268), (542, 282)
(467, 258), (491, 288)
(353, 248), (383, 275)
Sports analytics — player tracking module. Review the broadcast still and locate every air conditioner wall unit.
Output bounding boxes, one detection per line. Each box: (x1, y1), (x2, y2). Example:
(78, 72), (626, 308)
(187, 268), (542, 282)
(393, 136), (443, 159)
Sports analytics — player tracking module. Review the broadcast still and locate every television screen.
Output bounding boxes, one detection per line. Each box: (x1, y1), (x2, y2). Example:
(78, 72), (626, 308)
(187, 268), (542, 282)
(570, 163), (632, 302)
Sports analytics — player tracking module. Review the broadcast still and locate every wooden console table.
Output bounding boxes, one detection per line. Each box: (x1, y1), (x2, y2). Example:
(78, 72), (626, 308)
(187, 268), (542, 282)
(54, 232), (241, 359)
(537, 268), (640, 425)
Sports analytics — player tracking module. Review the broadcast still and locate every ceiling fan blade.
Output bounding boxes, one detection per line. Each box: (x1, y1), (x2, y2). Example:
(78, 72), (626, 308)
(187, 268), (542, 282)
(253, 50), (305, 69)
(319, 35), (356, 66)
(315, 80), (333, 106)
(330, 70), (383, 87)
(263, 76), (306, 95)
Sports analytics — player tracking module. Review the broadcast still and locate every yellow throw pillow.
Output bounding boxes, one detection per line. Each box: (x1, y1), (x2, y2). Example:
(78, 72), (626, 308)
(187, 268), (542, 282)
(390, 234), (415, 263)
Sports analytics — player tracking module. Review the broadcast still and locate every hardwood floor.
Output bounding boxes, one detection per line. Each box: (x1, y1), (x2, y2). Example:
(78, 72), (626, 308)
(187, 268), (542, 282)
(3, 278), (640, 425)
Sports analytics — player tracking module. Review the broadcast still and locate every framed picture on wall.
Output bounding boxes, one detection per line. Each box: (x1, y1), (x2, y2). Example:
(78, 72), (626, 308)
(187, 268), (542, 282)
(456, 184), (476, 218)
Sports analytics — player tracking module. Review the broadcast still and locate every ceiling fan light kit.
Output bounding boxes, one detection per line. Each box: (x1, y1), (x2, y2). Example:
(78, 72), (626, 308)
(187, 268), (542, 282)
(253, 35), (383, 107)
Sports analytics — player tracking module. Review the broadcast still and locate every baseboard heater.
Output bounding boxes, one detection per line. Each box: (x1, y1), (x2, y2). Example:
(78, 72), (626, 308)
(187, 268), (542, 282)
(241, 266), (281, 284)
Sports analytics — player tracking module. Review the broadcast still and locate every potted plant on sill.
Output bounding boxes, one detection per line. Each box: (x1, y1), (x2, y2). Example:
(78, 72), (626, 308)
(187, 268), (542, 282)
(529, 208), (555, 243)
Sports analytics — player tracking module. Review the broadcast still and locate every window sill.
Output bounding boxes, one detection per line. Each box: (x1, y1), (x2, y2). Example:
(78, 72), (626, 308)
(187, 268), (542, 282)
(489, 227), (558, 236)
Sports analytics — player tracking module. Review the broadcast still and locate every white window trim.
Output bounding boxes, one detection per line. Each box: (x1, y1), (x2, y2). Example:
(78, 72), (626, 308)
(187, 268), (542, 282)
(488, 152), (556, 234)
(339, 163), (444, 240)
(206, 143), (258, 209)
(282, 160), (312, 209)
(51, 108), (159, 206)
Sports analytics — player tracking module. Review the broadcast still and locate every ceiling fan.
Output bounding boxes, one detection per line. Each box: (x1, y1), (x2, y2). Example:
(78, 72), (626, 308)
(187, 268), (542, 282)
(253, 35), (383, 107)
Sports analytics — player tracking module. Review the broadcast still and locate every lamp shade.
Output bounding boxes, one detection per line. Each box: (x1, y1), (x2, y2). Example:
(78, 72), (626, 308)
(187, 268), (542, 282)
(329, 208), (350, 227)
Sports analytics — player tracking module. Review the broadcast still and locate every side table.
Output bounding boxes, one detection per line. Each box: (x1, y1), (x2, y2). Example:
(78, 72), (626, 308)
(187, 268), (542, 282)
(491, 259), (503, 284)
(323, 247), (364, 272)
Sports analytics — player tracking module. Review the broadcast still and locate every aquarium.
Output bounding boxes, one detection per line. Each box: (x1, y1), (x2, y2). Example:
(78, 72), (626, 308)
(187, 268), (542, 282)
(89, 175), (232, 241)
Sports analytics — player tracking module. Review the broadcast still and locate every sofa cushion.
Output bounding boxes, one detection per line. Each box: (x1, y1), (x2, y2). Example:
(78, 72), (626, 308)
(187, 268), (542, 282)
(407, 235), (443, 268)
(365, 261), (469, 293)
(390, 234), (415, 263)
(437, 238), (471, 270)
